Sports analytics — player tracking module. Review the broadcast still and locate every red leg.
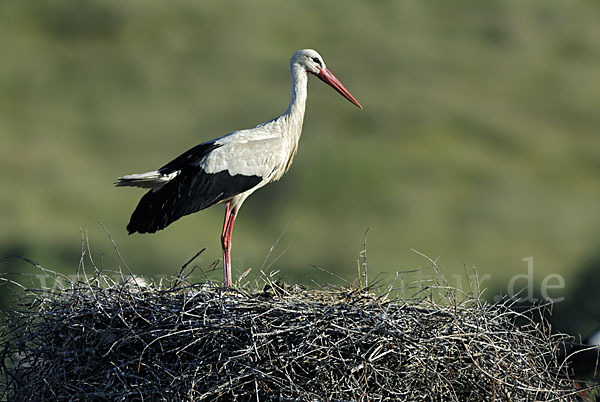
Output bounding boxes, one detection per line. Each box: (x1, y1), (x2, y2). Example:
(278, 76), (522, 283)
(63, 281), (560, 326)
(221, 202), (231, 240)
(220, 203), (236, 287)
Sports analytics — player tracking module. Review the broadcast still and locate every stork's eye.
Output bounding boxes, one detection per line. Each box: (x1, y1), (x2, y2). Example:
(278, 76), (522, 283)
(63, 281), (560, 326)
(311, 57), (322, 67)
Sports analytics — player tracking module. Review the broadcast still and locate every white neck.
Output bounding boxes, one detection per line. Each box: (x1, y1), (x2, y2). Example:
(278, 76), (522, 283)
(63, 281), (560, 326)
(279, 64), (308, 144)
(285, 64), (308, 116)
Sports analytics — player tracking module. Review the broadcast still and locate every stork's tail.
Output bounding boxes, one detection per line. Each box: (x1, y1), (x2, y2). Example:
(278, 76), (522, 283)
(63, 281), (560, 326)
(115, 171), (177, 190)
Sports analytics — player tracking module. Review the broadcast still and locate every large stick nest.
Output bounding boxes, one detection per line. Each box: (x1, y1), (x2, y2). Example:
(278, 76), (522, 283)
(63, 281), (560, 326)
(0, 262), (579, 401)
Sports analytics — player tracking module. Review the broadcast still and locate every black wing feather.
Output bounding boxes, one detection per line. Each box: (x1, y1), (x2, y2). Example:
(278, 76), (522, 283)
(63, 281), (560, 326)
(159, 141), (222, 174)
(127, 167), (262, 234)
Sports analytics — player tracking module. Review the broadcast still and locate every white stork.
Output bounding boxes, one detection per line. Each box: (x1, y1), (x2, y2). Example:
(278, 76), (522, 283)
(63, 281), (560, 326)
(116, 49), (362, 286)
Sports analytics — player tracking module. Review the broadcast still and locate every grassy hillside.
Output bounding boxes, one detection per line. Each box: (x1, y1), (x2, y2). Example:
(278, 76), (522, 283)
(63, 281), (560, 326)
(1, 0), (600, 307)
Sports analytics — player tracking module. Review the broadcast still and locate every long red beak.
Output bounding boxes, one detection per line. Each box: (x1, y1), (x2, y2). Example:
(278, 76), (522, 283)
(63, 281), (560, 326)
(315, 67), (363, 109)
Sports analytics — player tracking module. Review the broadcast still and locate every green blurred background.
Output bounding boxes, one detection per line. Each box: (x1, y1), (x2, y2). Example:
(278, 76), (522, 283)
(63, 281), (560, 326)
(1, 1), (599, 334)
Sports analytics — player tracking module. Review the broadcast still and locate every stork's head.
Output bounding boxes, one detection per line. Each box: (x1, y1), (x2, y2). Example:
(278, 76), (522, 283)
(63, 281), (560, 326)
(291, 49), (363, 109)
